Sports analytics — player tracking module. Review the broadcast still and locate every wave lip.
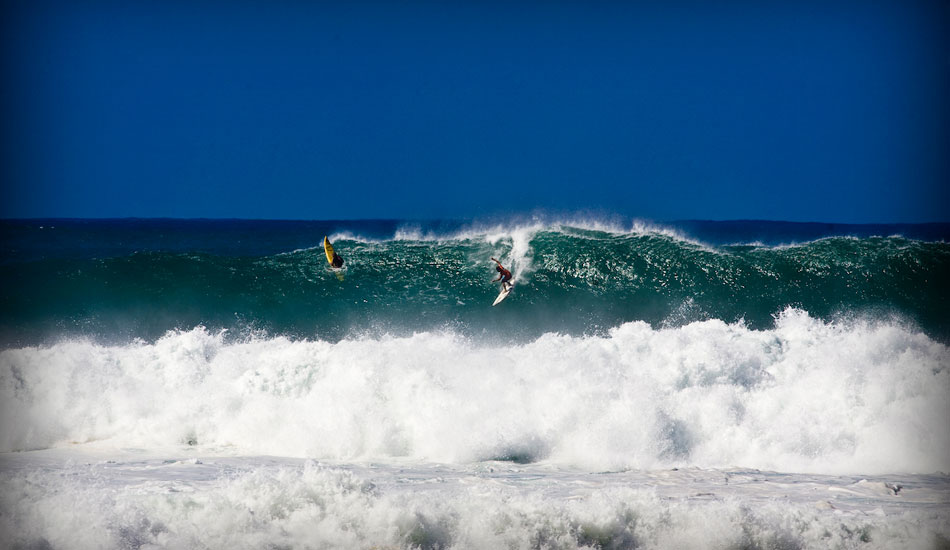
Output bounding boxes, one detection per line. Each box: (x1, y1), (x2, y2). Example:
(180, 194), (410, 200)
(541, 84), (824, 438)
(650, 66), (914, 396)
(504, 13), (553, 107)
(2, 309), (947, 475)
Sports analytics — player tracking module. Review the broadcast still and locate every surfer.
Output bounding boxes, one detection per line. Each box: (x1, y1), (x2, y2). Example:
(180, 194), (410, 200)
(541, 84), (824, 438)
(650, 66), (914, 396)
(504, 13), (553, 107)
(490, 257), (513, 291)
(324, 236), (344, 269)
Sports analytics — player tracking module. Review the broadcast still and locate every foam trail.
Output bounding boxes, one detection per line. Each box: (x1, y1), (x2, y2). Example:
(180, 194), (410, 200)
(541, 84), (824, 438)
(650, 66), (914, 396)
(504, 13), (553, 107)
(2, 310), (947, 474)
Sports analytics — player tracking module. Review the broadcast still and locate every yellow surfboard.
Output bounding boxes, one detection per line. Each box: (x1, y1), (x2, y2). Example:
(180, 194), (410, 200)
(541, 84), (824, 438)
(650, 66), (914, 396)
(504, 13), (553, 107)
(323, 236), (336, 266)
(324, 236), (344, 280)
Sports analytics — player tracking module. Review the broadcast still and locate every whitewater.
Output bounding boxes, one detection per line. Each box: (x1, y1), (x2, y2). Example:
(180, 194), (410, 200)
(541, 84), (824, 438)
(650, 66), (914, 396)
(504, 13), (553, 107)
(1, 218), (949, 549)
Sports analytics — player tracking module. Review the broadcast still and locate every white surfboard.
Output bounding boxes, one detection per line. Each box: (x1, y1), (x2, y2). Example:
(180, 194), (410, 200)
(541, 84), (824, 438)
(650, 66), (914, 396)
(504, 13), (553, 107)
(492, 283), (513, 306)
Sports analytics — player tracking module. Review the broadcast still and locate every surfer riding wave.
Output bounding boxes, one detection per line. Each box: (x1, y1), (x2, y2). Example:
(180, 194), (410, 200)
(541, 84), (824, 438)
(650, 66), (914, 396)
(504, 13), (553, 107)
(491, 257), (513, 291)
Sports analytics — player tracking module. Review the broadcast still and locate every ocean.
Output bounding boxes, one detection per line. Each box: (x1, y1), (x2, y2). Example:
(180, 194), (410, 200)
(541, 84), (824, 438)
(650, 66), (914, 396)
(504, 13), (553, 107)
(1, 217), (948, 549)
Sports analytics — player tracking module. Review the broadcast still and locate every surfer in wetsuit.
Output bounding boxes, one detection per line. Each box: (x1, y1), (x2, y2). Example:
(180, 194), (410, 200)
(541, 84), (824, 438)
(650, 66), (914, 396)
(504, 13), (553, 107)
(491, 257), (513, 290)
(331, 252), (344, 268)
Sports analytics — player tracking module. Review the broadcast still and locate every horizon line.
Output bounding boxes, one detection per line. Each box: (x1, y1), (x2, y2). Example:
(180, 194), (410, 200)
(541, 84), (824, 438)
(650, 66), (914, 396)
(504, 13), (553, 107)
(2, 216), (949, 226)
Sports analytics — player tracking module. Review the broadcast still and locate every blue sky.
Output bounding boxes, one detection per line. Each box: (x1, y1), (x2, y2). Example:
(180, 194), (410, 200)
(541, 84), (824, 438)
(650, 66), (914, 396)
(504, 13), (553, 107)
(2, 1), (948, 222)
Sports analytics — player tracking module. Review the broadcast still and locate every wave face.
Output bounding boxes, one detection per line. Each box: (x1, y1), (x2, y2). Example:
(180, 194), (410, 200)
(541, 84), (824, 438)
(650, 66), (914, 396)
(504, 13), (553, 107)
(1, 219), (949, 344)
(2, 310), (947, 474)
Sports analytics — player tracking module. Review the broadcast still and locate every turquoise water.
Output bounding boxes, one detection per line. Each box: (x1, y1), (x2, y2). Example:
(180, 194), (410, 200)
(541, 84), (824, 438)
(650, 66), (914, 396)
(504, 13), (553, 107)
(1, 219), (948, 343)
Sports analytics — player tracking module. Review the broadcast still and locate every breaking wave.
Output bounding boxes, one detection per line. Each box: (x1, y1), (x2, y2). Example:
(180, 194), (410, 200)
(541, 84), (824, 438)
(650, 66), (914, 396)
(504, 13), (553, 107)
(2, 309), (947, 475)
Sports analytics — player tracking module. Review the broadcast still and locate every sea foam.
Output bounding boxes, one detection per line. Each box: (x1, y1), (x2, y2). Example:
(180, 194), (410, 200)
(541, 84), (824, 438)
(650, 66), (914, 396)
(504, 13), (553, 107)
(3, 456), (947, 550)
(1, 309), (947, 474)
